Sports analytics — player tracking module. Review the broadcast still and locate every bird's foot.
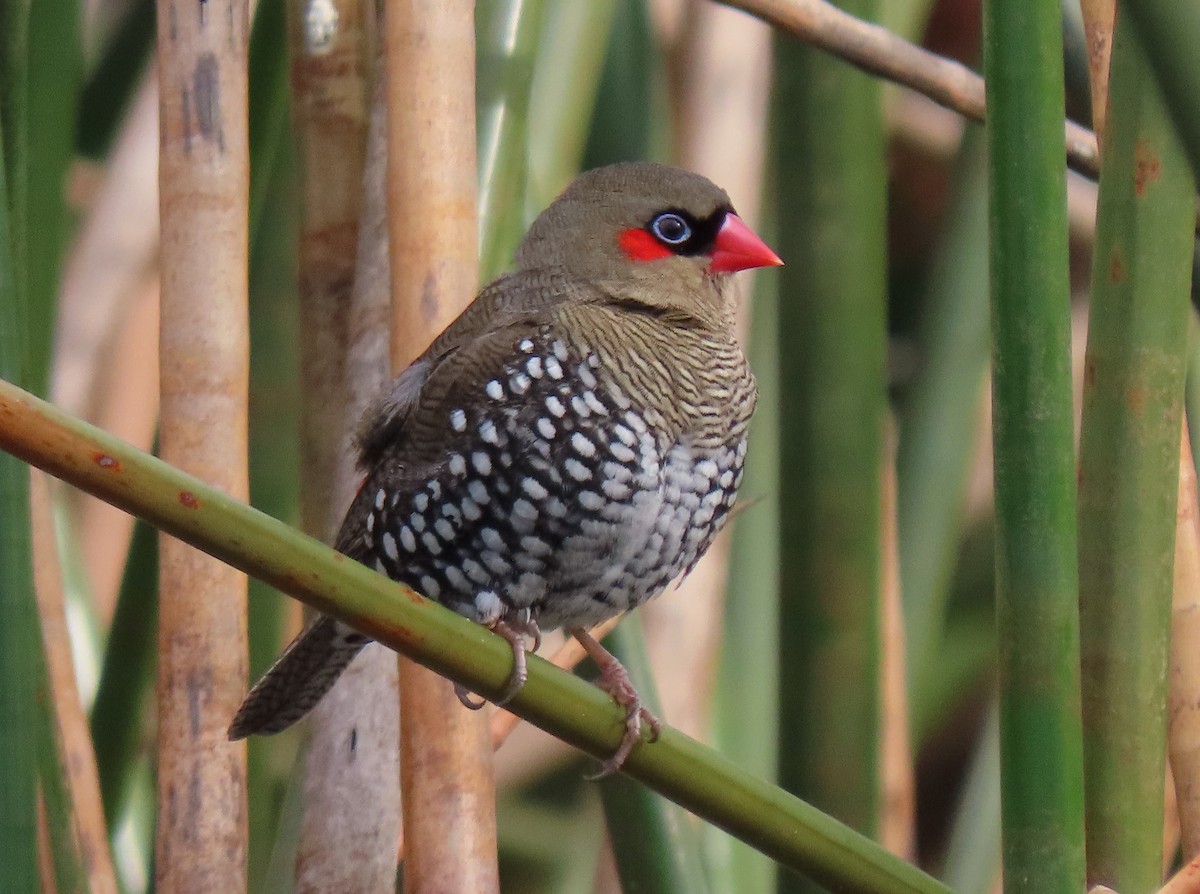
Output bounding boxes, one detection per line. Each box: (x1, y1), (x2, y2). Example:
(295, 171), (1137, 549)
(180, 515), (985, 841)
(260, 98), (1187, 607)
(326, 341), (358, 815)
(570, 627), (662, 779)
(455, 613), (542, 710)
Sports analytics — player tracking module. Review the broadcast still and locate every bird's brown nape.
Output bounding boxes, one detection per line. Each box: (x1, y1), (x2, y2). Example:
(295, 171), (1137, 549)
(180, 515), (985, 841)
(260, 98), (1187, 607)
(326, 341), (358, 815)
(231, 161), (780, 773)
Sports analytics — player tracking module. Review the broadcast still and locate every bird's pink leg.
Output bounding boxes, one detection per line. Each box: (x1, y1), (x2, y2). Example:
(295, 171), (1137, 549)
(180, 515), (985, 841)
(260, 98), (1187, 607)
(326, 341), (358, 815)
(570, 626), (662, 778)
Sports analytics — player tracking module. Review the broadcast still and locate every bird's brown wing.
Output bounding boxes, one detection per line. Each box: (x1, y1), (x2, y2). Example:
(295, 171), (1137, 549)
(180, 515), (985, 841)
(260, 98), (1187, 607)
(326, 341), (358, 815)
(355, 267), (597, 469)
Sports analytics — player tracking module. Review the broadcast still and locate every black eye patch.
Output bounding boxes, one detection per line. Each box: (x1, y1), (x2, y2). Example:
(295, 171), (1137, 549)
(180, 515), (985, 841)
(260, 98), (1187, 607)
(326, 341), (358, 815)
(645, 206), (730, 256)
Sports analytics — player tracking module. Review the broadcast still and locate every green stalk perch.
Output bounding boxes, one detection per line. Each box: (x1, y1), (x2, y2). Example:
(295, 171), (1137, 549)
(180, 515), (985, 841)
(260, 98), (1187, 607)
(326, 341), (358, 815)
(0, 378), (954, 894)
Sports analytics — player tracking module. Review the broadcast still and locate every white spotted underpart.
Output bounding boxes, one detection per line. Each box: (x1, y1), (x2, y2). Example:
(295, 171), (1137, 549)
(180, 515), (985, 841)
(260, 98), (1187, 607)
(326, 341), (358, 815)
(357, 327), (751, 630)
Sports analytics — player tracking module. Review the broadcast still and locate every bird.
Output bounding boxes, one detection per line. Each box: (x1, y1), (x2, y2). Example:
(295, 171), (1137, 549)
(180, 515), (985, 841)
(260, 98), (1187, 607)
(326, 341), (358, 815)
(228, 161), (781, 775)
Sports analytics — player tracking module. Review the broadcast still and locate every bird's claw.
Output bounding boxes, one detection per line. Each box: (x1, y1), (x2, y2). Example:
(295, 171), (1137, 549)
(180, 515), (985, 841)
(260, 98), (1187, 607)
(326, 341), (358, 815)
(455, 683), (487, 710)
(570, 627), (661, 779)
(456, 614), (541, 710)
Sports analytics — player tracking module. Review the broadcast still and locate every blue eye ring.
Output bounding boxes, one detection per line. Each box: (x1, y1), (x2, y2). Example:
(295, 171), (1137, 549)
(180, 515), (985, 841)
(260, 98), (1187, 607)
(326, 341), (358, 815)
(650, 211), (692, 246)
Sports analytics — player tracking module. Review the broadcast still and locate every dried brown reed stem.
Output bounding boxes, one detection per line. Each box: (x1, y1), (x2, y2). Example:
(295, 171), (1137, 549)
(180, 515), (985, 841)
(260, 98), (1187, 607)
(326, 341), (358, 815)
(717, 0), (1100, 178)
(879, 420), (915, 858)
(384, 2), (499, 890)
(1169, 422), (1200, 858)
(154, 2), (251, 890)
(1081, 0), (1115, 143)
(31, 471), (119, 894)
(286, 4), (401, 891)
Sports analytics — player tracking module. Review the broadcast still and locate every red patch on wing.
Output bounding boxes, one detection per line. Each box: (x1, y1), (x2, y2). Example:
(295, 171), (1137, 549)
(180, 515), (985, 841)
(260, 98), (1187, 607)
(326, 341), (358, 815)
(618, 228), (672, 262)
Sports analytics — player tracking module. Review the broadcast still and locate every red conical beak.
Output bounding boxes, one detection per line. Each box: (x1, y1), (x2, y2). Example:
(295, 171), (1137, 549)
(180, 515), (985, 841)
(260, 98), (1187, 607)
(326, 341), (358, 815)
(710, 213), (783, 273)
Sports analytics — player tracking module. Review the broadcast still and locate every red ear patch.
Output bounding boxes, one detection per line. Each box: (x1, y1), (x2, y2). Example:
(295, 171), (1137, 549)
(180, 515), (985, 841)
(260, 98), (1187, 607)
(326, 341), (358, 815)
(619, 228), (673, 262)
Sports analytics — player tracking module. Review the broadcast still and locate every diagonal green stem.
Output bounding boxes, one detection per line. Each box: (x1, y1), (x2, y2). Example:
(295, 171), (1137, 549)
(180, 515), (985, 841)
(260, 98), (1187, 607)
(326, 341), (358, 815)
(0, 379), (952, 894)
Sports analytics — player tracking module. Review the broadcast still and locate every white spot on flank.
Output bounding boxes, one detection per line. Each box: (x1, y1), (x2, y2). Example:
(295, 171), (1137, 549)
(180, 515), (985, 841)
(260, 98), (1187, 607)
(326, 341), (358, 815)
(467, 479), (490, 504)
(475, 590), (502, 622)
(414, 492), (429, 512)
(450, 408), (466, 432)
(511, 372), (531, 394)
(463, 558), (488, 585)
(544, 356), (564, 379)
(610, 441), (637, 464)
(513, 498), (538, 521)
(472, 452), (493, 476)
(520, 535), (552, 556)
(409, 513), (425, 532)
(435, 518), (455, 541)
(518, 338), (535, 353)
(696, 459), (719, 480)
(571, 395), (591, 417)
(552, 340), (569, 362)
(536, 417), (556, 440)
(578, 364), (598, 389)
(422, 532), (443, 554)
(521, 477), (549, 500)
(481, 527), (505, 551)
(571, 432), (596, 458)
(565, 458), (592, 482)
(579, 490), (605, 511)
(399, 525), (417, 552)
(448, 453), (467, 477)
(545, 395), (566, 417)
(602, 478), (632, 501)
(602, 460), (633, 481)
(584, 390), (607, 416)
(420, 575), (441, 598)
(382, 532), (399, 561)
(445, 565), (469, 592)
(479, 419), (500, 445)
(482, 551), (511, 575)
(527, 356), (544, 378)
(461, 497), (482, 521)
(613, 424), (636, 447)
(375, 489), (386, 510)
(486, 380), (504, 400)
(719, 469), (735, 488)
(366, 513), (375, 532)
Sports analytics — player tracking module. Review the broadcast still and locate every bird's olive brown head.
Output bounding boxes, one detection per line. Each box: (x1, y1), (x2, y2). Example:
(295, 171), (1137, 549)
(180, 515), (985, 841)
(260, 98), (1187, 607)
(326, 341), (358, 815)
(514, 162), (781, 325)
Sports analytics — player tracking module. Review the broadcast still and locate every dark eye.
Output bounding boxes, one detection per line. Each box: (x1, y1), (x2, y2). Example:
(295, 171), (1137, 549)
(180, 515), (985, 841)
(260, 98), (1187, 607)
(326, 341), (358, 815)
(651, 212), (692, 246)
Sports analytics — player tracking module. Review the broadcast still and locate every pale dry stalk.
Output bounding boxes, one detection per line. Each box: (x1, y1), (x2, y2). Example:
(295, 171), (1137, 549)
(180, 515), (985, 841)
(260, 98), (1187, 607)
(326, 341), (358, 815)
(1080, 0), (1116, 143)
(154, 1), (251, 890)
(385, 2), (500, 891)
(288, 3), (400, 892)
(879, 419), (915, 858)
(1169, 422), (1200, 858)
(30, 470), (119, 894)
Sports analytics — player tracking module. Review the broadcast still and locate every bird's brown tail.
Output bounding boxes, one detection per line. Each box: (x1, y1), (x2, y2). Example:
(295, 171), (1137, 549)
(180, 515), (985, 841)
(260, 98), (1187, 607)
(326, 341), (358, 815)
(227, 615), (370, 739)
